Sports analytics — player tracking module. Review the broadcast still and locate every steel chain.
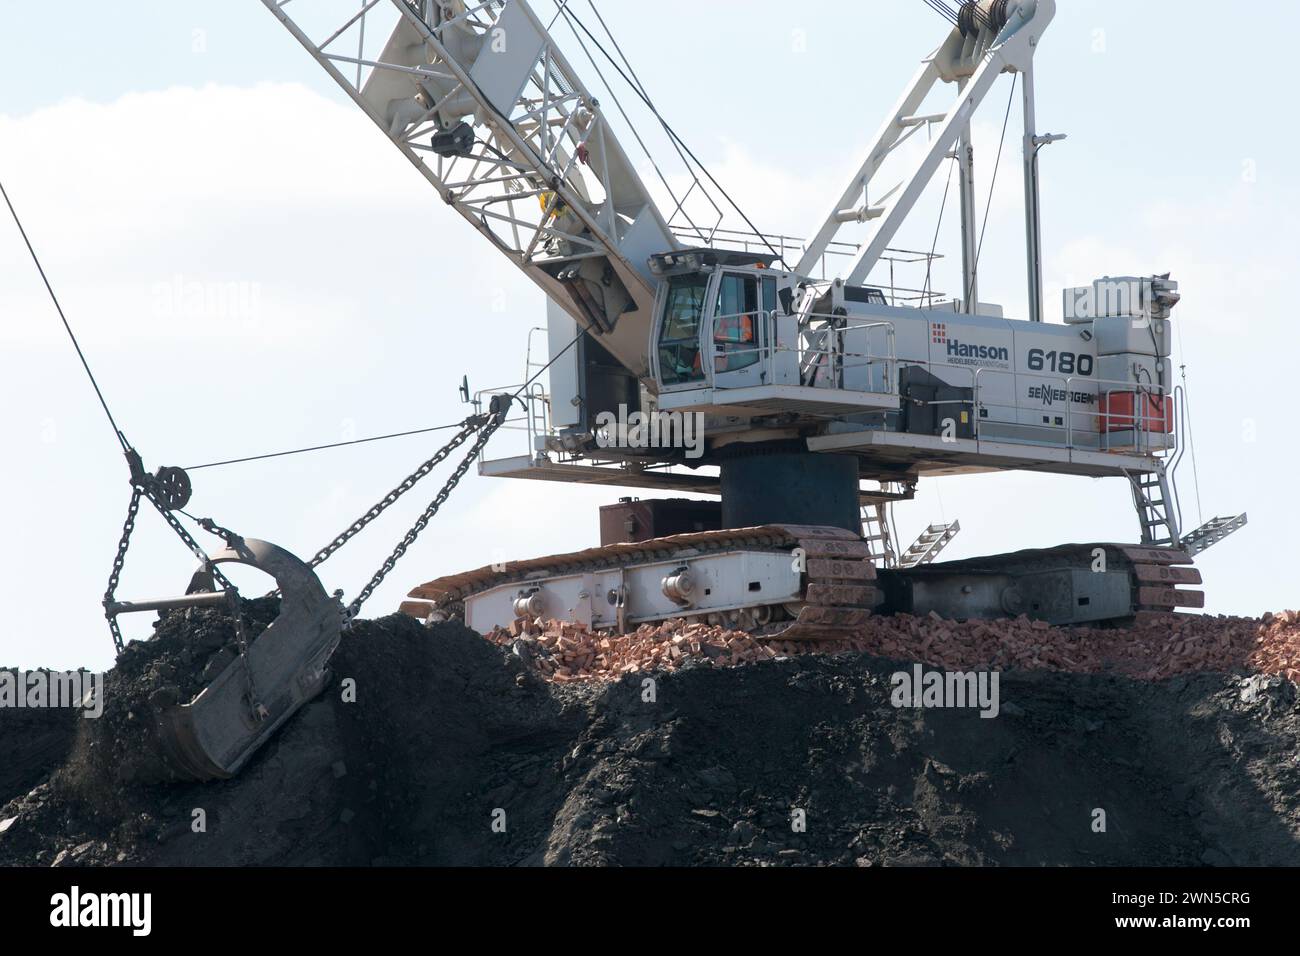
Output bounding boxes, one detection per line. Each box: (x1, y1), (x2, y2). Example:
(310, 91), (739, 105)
(194, 517), (268, 719)
(346, 409), (507, 618)
(103, 465), (235, 655)
(226, 591), (268, 722)
(308, 414), (488, 569)
(102, 401), (504, 653)
(151, 503), (265, 721)
(103, 488), (143, 653)
(197, 517), (246, 549)
(142, 492), (234, 591)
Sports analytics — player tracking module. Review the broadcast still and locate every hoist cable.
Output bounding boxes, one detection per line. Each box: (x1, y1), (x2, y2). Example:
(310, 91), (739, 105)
(185, 421), (467, 471)
(923, 156), (958, 302)
(187, 323), (588, 473)
(1175, 322), (1205, 527)
(555, 3), (788, 269)
(1, 176), (129, 452)
(965, 74), (1017, 309)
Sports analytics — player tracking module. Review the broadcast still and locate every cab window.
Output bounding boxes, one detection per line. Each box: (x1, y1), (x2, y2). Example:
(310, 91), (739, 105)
(714, 273), (760, 372)
(657, 273), (709, 385)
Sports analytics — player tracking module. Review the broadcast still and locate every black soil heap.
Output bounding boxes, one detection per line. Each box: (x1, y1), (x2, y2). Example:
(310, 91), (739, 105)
(3, 606), (1300, 866)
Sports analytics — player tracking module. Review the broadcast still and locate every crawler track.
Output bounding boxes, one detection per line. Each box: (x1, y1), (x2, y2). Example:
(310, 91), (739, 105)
(402, 524), (878, 640)
(401, 529), (1200, 639)
(910, 542), (1203, 618)
(1119, 545), (1205, 613)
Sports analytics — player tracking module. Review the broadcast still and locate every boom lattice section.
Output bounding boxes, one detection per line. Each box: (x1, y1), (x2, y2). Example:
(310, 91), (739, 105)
(262, 0), (678, 376)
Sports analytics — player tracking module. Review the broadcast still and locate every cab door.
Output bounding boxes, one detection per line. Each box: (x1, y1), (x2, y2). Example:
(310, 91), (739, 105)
(710, 271), (767, 390)
(654, 271), (713, 391)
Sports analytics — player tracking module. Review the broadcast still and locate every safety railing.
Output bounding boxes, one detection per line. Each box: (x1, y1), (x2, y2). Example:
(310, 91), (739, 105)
(970, 367), (1173, 456)
(799, 315), (898, 394)
(697, 310), (899, 397)
(493, 332), (1171, 465)
(1074, 376), (1173, 455)
(669, 225), (948, 307)
(691, 308), (779, 385)
(744, 345), (1176, 459)
(472, 383), (551, 462)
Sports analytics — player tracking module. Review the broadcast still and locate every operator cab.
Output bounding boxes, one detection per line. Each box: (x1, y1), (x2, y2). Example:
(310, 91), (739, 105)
(648, 249), (788, 394)
(648, 248), (901, 418)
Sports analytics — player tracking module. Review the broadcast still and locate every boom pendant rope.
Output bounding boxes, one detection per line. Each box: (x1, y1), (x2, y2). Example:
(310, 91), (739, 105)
(964, 73), (1018, 309)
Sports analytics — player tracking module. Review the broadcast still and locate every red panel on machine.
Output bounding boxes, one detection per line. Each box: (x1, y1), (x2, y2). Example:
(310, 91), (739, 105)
(1100, 392), (1173, 433)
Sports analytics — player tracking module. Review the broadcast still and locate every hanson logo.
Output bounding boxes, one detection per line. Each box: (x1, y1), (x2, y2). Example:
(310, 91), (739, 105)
(945, 339), (1010, 363)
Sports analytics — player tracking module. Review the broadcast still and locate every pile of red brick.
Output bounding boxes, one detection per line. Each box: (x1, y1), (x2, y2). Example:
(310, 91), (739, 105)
(485, 618), (782, 682)
(1250, 610), (1300, 682)
(484, 610), (1300, 684)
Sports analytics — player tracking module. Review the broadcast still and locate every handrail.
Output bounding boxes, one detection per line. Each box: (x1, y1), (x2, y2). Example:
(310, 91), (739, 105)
(690, 308), (902, 394)
(701, 308), (776, 385)
(670, 224), (948, 304)
(970, 367), (1172, 456)
(800, 318), (898, 392)
(487, 355), (1171, 465)
(668, 298), (1175, 459)
(701, 310), (903, 394)
(472, 384), (551, 462)
(1067, 374), (1171, 455)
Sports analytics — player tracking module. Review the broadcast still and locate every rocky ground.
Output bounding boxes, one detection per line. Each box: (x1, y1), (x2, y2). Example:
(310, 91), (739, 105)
(484, 610), (1298, 682)
(3, 606), (1300, 866)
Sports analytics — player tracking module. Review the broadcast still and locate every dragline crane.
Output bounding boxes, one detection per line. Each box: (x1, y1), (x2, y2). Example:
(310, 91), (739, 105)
(257, 0), (1245, 639)
(29, 0), (1250, 784)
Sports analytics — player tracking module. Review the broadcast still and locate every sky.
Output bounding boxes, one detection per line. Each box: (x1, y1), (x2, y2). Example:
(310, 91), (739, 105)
(2, 0), (1296, 671)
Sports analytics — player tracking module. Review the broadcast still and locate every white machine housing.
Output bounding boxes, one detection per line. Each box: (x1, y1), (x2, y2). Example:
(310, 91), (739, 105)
(648, 263), (1177, 457)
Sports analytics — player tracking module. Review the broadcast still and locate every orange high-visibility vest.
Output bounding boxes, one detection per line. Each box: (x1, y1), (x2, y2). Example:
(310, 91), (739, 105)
(716, 313), (754, 343)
